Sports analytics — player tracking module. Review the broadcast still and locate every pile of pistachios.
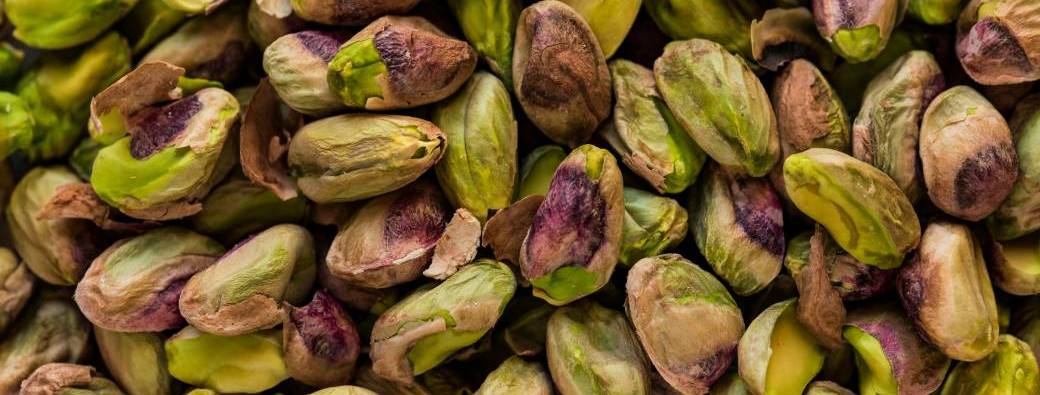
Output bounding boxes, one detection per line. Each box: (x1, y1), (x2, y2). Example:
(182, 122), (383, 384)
(2, 0), (1040, 394)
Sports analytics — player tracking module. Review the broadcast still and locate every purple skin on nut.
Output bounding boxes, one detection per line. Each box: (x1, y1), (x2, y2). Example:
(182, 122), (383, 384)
(382, 183), (449, 259)
(730, 177), (785, 257)
(289, 290), (360, 363)
(295, 30), (352, 63)
(128, 95), (203, 159)
(959, 18), (1033, 80)
(524, 164), (606, 278)
(692, 346), (736, 389)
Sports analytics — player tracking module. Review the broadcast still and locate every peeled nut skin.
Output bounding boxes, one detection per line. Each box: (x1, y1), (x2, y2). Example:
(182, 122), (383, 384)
(988, 94), (1040, 240)
(941, 334), (1040, 395)
(737, 298), (826, 395)
(813, 0), (904, 63)
(288, 114), (446, 204)
(283, 290), (361, 387)
(956, 0), (1040, 85)
(326, 179), (450, 289)
(655, 38), (780, 177)
(94, 328), (173, 395)
(165, 326), (289, 394)
(141, 2), (252, 85)
(0, 247), (32, 334)
(691, 165), (784, 296)
(291, 0), (419, 25)
(179, 224), (317, 336)
(546, 300), (651, 395)
(445, 0), (519, 87)
(512, 0), (612, 147)
(843, 303), (951, 395)
(627, 254), (746, 395)
(263, 30), (352, 116)
(784, 148), (921, 269)
(920, 86), (1018, 221)
(751, 7), (838, 71)
(619, 187), (688, 267)
(520, 144), (624, 306)
(898, 220), (999, 361)
(0, 291), (90, 395)
(985, 234), (1040, 295)
(4, 0), (136, 50)
(19, 363), (124, 395)
(642, 0), (759, 57)
(853, 51), (945, 203)
(327, 16), (477, 110)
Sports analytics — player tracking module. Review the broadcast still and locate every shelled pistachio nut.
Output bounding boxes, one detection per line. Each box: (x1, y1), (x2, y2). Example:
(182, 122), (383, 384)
(619, 187), (688, 267)
(909, 0), (966, 25)
(751, 7), (837, 71)
(20, 363), (123, 395)
(141, 2), (252, 85)
(643, 0), (759, 57)
(94, 328), (173, 395)
(283, 290), (361, 387)
(444, 0), (519, 86)
(813, 0), (906, 63)
(738, 299), (826, 395)
(165, 326), (288, 393)
(291, 0), (419, 26)
(988, 94), (1040, 240)
(940, 334), (1039, 395)
(516, 145), (566, 199)
(0, 291), (90, 394)
(263, 30), (352, 116)
(191, 178), (309, 244)
(475, 356), (552, 395)
(4, 0), (137, 49)
(956, 0), (1040, 85)
(0, 92), (33, 159)
(0, 248), (32, 334)
(557, 0), (640, 58)
(986, 233), (1040, 295)
(844, 303), (951, 395)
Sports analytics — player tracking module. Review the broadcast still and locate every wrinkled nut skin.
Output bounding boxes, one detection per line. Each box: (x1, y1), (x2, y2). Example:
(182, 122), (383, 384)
(512, 0), (612, 148)
(0, 247), (33, 334)
(909, 0), (966, 25)
(844, 303), (951, 395)
(191, 178), (310, 245)
(445, 0), (519, 87)
(141, 2), (252, 85)
(4, 0), (136, 50)
(813, 0), (904, 63)
(988, 94), (1040, 240)
(0, 291), (90, 395)
(627, 254), (745, 395)
(642, 0), (759, 57)
(327, 16), (477, 110)
(546, 300), (652, 395)
(370, 260), (515, 385)
(94, 328), (173, 395)
(784, 148), (921, 269)
(920, 86), (1018, 221)
(326, 180), (449, 289)
(432, 71), (518, 222)
(283, 290), (361, 387)
(520, 144), (624, 306)
(603, 59), (707, 195)
(288, 114), (446, 204)
(985, 234), (1040, 295)
(655, 38), (780, 177)
(179, 224), (317, 336)
(7, 166), (106, 286)
(291, 0), (420, 25)
(619, 187), (688, 267)
(74, 227), (225, 332)
(941, 334), (1040, 395)
(898, 220), (999, 361)
(786, 227), (846, 351)
(19, 363), (123, 395)
(263, 30), (352, 116)
(475, 356), (552, 395)
(557, 0), (640, 58)
(853, 50), (944, 203)
(751, 7), (837, 71)
(691, 165), (784, 296)
(956, 0), (1040, 85)
(165, 326), (289, 394)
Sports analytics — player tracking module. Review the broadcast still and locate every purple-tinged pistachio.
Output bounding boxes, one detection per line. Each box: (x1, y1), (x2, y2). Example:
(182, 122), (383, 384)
(288, 114), (446, 203)
(37, 182), (160, 234)
(708, 373), (749, 395)
(813, 0), (906, 63)
(898, 220), (999, 361)
(985, 233), (1040, 295)
(786, 227), (846, 351)
(310, 386), (379, 395)
(141, 2), (253, 85)
(179, 224), (316, 336)
(738, 299), (826, 395)
(432, 72), (518, 222)
(546, 300), (651, 395)
(503, 304), (553, 357)
(94, 328), (172, 395)
(513, 1), (612, 147)
(909, 0), (966, 24)
(4, 0), (136, 50)
(475, 356), (552, 395)
(0, 247), (32, 334)
(655, 39), (780, 177)
(425, 208), (481, 280)
(121, 0), (188, 54)
(619, 187), (688, 267)
(370, 260), (515, 384)
(165, 326), (288, 393)
(327, 16), (476, 110)
(602, 59), (707, 194)
(691, 165), (784, 295)
(0, 291), (90, 394)
(627, 254), (745, 395)
(291, 0), (419, 25)
(805, 381), (856, 395)
(20, 363), (123, 395)
(785, 230), (897, 301)
(920, 86), (1017, 221)
(853, 50), (944, 203)
(247, 0), (308, 49)
(74, 227), (224, 332)
(642, 0), (759, 57)
(751, 7), (837, 71)
(326, 180), (449, 288)
(557, 0), (640, 58)
(191, 178), (309, 244)
(263, 30), (351, 116)
(956, 0), (1040, 85)
(844, 303), (951, 395)
(445, 0), (518, 87)
(784, 148), (921, 269)
(520, 144), (623, 305)
(988, 94), (1040, 240)
(283, 290), (361, 387)
(941, 334), (1039, 395)
(516, 145), (566, 199)
(6, 166), (106, 285)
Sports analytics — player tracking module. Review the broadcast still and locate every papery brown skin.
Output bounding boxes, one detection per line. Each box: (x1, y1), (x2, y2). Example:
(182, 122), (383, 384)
(424, 208), (481, 280)
(291, 0), (421, 26)
(0, 248), (32, 334)
(482, 195), (544, 265)
(512, 0), (612, 147)
(956, 0), (1040, 85)
(141, 1), (253, 85)
(751, 7), (837, 71)
(284, 290), (361, 387)
(19, 363), (122, 395)
(240, 78), (302, 201)
(39, 182), (160, 233)
(88, 61), (185, 145)
(795, 226), (846, 351)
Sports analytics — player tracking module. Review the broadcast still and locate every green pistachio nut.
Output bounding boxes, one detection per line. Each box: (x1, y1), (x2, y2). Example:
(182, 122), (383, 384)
(655, 38), (780, 177)
(920, 86), (1017, 221)
(141, 2), (252, 84)
(805, 381), (856, 395)
(619, 187), (688, 267)
(370, 260), (515, 384)
(813, 0), (905, 63)
(291, 0), (419, 25)
(853, 51), (944, 203)
(520, 145), (624, 305)
(898, 220), (999, 361)
(513, 1), (612, 147)
(516, 145), (566, 199)
(956, 0), (1040, 85)
(738, 299), (826, 395)
(179, 224), (316, 336)
(284, 290), (362, 387)
(166, 326), (288, 394)
(0, 248), (32, 334)
(0, 291), (90, 394)
(909, 0), (965, 24)
(843, 303), (951, 395)
(475, 356), (553, 395)
(627, 254), (746, 394)
(74, 227), (226, 332)
(288, 114), (446, 203)
(603, 59), (706, 194)
(20, 363), (124, 395)
(751, 7), (838, 71)
(692, 165), (785, 295)
(831, 29), (931, 113)
(941, 334), (1039, 395)
(310, 386), (380, 395)
(783, 148), (921, 269)
(327, 16), (477, 110)
(0, 92), (33, 158)
(989, 94), (1040, 240)
(433, 71), (518, 222)
(0, 43), (24, 87)
(120, 0), (187, 54)
(445, 0), (519, 86)
(263, 30), (352, 116)
(643, 0), (759, 57)
(160, 0), (229, 14)
(191, 178), (309, 244)
(247, 0), (307, 49)
(5, 0), (137, 49)
(557, 0), (640, 58)
(546, 300), (652, 395)
(7, 166), (106, 285)
(986, 233), (1040, 295)
(94, 328), (173, 395)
